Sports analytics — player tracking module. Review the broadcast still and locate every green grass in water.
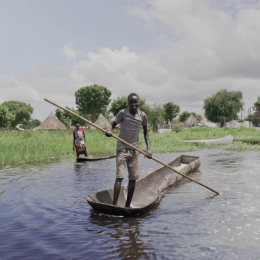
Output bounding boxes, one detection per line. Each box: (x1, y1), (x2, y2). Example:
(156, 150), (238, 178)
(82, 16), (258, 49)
(1, 126), (260, 167)
(139, 126), (260, 153)
(0, 130), (117, 166)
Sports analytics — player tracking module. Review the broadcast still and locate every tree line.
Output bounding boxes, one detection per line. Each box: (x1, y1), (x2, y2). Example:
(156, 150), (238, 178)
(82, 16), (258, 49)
(55, 85), (246, 129)
(0, 101), (40, 129)
(244, 96), (260, 126)
(54, 84), (182, 129)
(1, 84), (256, 129)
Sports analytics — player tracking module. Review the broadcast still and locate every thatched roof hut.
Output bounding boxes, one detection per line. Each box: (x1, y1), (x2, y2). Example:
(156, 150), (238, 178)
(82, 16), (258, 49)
(182, 115), (199, 126)
(35, 113), (67, 130)
(89, 114), (112, 131)
(199, 117), (213, 124)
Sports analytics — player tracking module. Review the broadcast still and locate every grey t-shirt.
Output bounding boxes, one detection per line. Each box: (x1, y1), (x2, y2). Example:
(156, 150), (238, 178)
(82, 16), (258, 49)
(114, 108), (148, 152)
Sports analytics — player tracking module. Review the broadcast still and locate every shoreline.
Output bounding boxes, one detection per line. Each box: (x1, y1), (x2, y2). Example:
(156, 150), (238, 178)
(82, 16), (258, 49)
(1, 127), (260, 168)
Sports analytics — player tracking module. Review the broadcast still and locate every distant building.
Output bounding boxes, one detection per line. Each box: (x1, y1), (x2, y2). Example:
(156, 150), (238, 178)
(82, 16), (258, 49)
(225, 120), (250, 128)
(198, 117), (221, 127)
(182, 115), (199, 127)
(35, 113), (67, 130)
(89, 114), (112, 131)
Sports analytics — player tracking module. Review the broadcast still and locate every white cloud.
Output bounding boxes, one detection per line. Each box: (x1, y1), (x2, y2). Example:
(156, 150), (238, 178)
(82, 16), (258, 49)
(0, 62), (77, 121)
(128, 0), (260, 81)
(209, 0), (260, 12)
(125, 0), (260, 112)
(1, 0), (260, 121)
(61, 43), (78, 59)
(0, 76), (39, 103)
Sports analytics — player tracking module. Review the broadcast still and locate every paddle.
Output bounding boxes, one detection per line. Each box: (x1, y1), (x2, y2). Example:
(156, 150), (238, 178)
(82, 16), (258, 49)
(44, 98), (219, 195)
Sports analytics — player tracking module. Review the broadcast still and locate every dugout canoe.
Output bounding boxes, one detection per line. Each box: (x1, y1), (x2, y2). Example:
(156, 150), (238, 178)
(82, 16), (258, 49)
(182, 135), (233, 144)
(76, 153), (116, 162)
(87, 155), (201, 217)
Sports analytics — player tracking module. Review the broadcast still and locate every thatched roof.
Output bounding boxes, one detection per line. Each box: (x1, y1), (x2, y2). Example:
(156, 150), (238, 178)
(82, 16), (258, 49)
(35, 113), (67, 130)
(89, 114), (112, 131)
(182, 115), (199, 125)
(199, 117), (213, 124)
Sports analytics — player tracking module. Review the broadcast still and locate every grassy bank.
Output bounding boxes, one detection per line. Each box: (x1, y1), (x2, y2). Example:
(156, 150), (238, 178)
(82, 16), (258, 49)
(139, 126), (260, 153)
(0, 130), (117, 167)
(1, 126), (260, 167)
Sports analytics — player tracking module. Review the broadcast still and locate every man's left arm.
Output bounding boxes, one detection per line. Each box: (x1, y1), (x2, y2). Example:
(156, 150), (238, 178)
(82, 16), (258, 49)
(143, 125), (152, 159)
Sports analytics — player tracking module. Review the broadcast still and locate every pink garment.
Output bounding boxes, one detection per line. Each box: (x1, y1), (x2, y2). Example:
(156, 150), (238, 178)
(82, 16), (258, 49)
(73, 129), (87, 152)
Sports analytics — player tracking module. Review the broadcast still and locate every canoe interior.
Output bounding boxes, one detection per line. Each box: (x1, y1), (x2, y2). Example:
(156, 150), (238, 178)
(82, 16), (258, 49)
(76, 153), (116, 161)
(87, 155), (201, 216)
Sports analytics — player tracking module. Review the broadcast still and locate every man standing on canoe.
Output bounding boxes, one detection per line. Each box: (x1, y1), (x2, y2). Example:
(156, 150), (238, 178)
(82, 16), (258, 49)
(73, 123), (88, 158)
(106, 93), (152, 208)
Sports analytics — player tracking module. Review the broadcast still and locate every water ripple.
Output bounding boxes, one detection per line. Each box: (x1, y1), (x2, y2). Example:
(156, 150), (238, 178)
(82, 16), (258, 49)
(1, 151), (260, 259)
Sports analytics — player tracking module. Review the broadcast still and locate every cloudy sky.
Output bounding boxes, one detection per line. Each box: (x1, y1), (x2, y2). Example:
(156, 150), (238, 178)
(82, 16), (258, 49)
(1, 0), (260, 121)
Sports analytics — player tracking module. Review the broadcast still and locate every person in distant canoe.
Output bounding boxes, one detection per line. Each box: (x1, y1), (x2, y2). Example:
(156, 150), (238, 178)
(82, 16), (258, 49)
(73, 123), (88, 157)
(105, 93), (152, 208)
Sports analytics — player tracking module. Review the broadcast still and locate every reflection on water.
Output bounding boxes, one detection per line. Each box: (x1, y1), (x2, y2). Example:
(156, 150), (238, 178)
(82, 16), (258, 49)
(1, 150), (260, 259)
(88, 213), (148, 259)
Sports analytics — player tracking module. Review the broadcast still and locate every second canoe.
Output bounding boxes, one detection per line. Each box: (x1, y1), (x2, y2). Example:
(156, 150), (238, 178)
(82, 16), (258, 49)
(76, 153), (116, 162)
(182, 135), (233, 144)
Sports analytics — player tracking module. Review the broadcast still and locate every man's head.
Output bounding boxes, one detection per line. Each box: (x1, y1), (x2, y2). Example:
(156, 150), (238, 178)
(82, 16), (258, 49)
(75, 123), (80, 130)
(128, 93), (139, 114)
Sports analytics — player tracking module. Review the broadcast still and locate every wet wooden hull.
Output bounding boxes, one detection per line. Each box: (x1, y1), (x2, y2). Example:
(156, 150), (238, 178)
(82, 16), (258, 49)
(76, 154), (116, 161)
(182, 135), (233, 144)
(87, 155), (201, 217)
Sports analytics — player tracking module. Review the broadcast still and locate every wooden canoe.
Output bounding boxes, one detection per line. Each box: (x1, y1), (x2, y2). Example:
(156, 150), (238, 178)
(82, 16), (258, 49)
(182, 135), (233, 144)
(87, 155), (201, 217)
(76, 153), (116, 162)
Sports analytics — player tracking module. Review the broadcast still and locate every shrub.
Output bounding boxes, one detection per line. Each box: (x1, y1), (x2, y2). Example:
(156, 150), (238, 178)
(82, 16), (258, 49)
(171, 125), (183, 133)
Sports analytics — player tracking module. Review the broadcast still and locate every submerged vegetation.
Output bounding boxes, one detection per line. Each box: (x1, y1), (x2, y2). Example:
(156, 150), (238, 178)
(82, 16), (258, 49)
(1, 126), (260, 167)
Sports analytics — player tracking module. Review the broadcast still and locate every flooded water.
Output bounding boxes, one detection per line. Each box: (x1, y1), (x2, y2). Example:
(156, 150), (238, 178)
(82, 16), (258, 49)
(0, 149), (260, 260)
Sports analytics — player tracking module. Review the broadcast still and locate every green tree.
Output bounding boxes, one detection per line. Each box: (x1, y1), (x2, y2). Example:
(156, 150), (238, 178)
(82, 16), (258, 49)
(248, 96), (260, 126)
(139, 103), (151, 119)
(253, 95), (260, 111)
(179, 111), (190, 122)
(55, 107), (87, 127)
(204, 89), (244, 127)
(232, 114), (240, 120)
(21, 119), (41, 129)
(55, 108), (71, 127)
(0, 105), (15, 128)
(149, 104), (165, 131)
(75, 84), (111, 122)
(163, 102), (180, 122)
(2, 100), (33, 126)
(110, 96), (128, 116)
(173, 118), (180, 124)
(171, 125), (183, 133)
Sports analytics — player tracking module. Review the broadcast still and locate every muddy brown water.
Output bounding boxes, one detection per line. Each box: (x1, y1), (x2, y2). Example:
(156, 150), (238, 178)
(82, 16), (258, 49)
(0, 149), (260, 259)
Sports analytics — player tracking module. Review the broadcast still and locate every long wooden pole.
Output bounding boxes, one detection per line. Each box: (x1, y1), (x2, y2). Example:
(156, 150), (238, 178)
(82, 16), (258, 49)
(44, 98), (219, 195)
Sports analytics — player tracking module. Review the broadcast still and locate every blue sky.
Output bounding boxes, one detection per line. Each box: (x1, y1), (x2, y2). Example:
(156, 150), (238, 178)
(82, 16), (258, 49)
(1, 0), (260, 121)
